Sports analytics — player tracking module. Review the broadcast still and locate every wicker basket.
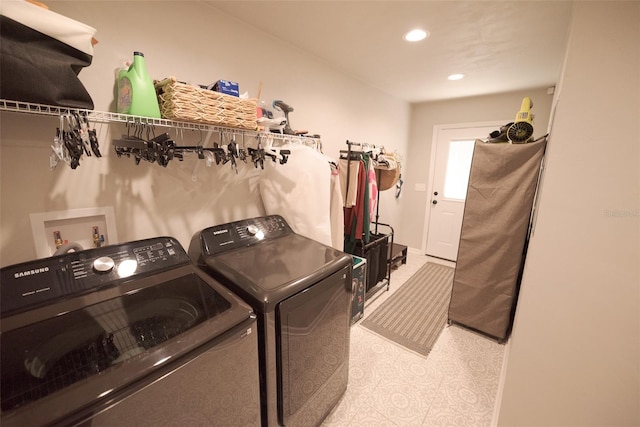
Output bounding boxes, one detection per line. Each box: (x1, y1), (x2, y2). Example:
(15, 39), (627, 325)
(155, 77), (257, 130)
(375, 153), (401, 191)
(376, 165), (401, 191)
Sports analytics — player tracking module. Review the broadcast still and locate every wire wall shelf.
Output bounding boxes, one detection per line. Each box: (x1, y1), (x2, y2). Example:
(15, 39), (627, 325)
(0, 99), (322, 146)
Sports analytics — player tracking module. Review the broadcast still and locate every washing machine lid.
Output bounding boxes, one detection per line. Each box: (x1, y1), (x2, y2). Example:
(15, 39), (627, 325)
(0, 238), (254, 426)
(204, 233), (351, 312)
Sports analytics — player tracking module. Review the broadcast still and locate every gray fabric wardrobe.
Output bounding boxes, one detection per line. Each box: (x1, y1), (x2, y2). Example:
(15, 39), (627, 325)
(448, 137), (547, 342)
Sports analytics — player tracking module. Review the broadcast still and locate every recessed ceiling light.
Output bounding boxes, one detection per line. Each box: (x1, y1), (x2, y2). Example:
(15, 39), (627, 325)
(448, 73), (465, 81)
(404, 29), (428, 42)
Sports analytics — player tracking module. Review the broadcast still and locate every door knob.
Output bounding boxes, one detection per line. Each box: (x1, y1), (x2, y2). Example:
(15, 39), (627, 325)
(432, 200), (438, 205)
(434, 191), (438, 196)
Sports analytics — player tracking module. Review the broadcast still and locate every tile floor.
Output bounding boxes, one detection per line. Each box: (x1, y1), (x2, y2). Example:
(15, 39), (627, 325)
(322, 254), (506, 427)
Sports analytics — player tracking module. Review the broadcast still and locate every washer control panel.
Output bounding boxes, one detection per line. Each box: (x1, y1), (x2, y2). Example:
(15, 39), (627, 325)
(197, 215), (292, 256)
(1, 237), (190, 317)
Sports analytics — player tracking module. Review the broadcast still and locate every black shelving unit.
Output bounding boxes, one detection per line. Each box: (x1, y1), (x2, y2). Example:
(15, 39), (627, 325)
(389, 242), (408, 270)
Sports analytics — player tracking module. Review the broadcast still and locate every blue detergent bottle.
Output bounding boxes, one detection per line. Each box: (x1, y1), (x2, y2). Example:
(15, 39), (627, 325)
(117, 52), (161, 118)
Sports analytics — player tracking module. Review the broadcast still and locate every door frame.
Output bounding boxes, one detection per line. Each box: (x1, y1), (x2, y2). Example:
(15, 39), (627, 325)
(421, 120), (508, 255)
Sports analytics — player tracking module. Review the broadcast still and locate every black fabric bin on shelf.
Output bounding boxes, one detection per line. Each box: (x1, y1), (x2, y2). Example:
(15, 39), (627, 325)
(0, 2), (96, 109)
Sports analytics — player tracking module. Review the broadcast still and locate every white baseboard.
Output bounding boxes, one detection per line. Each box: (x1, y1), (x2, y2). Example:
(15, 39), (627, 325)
(491, 338), (511, 426)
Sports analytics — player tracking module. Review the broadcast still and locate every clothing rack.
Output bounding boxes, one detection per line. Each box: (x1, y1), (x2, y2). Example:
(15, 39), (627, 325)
(340, 140), (393, 301)
(340, 140), (387, 234)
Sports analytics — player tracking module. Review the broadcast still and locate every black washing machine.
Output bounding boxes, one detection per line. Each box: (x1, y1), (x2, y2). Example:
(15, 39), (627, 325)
(0, 237), (261, 427)
(189, 215), (353, 427)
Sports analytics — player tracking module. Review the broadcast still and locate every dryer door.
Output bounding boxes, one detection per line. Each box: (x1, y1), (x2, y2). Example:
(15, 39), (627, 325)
(277, 264), (351, 426)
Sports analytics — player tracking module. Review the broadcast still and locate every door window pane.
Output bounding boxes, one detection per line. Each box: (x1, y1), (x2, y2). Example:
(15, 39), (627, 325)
(444, 139), (475, 200)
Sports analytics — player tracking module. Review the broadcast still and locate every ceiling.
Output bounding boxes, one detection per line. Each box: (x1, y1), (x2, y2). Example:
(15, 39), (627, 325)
(206, 1), (574, 103)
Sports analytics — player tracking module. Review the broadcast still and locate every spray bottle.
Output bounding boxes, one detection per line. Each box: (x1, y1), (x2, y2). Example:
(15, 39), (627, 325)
(117, 51), (161, 118)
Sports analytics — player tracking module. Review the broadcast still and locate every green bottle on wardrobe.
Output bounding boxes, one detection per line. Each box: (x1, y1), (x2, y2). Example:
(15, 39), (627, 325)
(117, 51), (161, 118)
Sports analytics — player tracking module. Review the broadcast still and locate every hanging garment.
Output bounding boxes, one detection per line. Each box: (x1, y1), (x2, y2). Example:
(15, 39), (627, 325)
(329, 166), (345, 251)
(368, 157), (378, 224)
(259, 144), (334, 248)
(338, 159), (360, 207)
(344, 160), (366, 253)
(362, 155), (371, 243)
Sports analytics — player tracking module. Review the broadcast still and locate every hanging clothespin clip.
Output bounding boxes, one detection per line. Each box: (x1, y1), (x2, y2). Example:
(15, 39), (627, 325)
(212, 142), (227, 165)
(227, 135), (240, 173)
(261, 135), (277, 164)
(265, 137), (290, 165)
(50, 124), (67, 170)
(83, 113), (102, 157)
(237, 133), (248, 163)
(248, 139), (266, 169)
(72, 112), (91, 157)
(63, 113), (84, 169)
(279, 149), (290, 165)
(50, 114), (69, 169)
(154, 133), (174, 167)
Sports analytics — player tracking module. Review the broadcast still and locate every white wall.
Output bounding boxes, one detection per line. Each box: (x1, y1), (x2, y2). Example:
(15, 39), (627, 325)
(400, 88), (553, 250)
(497, 2), (640, 425)
(0, 1), (409, 267)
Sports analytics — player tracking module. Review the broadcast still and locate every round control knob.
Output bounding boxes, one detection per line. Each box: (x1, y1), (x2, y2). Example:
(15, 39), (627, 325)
(93, 256), (115, 273)
(247, 225), (259, 236)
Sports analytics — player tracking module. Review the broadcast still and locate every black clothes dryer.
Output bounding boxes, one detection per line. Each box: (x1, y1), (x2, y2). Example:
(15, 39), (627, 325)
(0, 237), (261, 427)
(189, 215), (353, 427)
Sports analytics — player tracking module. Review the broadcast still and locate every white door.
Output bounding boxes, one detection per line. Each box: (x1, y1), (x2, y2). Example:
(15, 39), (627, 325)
(425, 123), (504, 261)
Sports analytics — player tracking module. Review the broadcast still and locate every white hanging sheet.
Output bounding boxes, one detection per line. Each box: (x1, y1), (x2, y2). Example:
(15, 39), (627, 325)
(259, 144), (342, 249)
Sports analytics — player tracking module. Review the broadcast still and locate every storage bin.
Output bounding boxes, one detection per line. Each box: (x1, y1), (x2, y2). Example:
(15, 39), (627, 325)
(0, 1), (96, 109)
(354, 233), (389, 293)
(155, 77), (257, 130)
(351, 255), (367, 324)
